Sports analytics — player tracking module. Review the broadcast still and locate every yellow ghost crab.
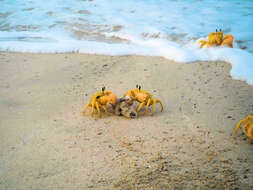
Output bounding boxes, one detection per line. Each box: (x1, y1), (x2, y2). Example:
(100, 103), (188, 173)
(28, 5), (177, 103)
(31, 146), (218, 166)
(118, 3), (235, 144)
(199, 29), (234, 48)
(234, 115), (253, 141)
(122, 85), (164, 115)
(83, 87), (117, 118)
(199, 29), (224, 48)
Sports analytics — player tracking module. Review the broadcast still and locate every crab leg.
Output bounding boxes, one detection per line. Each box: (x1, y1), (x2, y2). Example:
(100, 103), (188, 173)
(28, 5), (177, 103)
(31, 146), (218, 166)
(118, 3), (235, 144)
(152, 99), (156, 116)
(234, 119), (245, 135)
(83, 102), (91, 115)
(199, 40), (207, 48)
(206, 43), (211, 48)
(242, 123), (253, 140)
(95, 102), (101, 117)
(157, 99), (164, 112)
(243, 123), (250, 134)
(137, 102), (146, 113)
(91, 100), (96, 117)
(247, 124), (253, 140)
(143, 98), (151, 115)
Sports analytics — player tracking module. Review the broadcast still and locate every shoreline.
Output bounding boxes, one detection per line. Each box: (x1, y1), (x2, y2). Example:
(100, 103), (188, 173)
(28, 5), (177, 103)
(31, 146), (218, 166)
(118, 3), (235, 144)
(1, 50), (253, 86)
(1, 52), (253, 189)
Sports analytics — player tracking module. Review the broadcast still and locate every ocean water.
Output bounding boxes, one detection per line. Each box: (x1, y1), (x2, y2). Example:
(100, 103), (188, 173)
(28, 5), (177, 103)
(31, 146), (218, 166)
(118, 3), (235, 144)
(0, 0), (253, 84)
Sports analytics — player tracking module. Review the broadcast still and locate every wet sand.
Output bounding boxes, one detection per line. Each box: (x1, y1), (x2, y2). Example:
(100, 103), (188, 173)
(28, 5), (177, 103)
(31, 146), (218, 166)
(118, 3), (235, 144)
(0, 52), (253, 189)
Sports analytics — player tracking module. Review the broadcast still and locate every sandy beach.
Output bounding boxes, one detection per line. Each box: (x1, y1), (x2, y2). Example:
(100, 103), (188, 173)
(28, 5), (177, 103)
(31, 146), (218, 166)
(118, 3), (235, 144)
(0, 52), (253, 189)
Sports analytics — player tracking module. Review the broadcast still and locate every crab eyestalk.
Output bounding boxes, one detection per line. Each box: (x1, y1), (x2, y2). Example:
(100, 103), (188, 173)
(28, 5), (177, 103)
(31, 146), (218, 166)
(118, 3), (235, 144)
(136, 84), (141, 92)
(102, 87), (105, 91)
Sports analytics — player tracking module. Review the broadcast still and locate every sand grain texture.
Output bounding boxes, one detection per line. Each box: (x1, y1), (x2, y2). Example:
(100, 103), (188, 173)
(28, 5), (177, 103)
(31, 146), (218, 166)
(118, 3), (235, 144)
(0, 52), (253, 190)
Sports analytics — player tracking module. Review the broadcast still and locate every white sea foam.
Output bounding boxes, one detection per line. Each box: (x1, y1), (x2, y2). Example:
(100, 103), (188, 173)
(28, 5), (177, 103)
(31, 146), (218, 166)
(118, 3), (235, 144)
(0, 0), (253, 85)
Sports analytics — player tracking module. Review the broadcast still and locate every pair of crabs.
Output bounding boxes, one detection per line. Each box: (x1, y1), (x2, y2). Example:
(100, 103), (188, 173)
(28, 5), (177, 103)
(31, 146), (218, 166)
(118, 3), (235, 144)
(82, 86), (252, 141)
(199, 29), (234, 48)
(83, 85), (163, 118)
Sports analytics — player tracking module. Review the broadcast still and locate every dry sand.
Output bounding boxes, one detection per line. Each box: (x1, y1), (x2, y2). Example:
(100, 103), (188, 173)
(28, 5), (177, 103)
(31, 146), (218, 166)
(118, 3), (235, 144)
(0, 52), (253, 190)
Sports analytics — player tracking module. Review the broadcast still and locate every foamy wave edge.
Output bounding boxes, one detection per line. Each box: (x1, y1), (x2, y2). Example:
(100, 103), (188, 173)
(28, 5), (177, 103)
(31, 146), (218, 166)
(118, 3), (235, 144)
(0, 39), (253, 86)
